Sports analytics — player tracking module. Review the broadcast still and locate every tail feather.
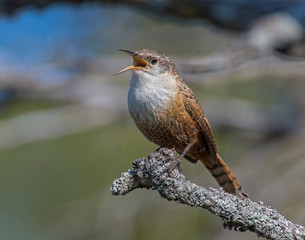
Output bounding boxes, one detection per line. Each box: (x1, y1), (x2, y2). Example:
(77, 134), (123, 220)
(204, 153), (241, 194)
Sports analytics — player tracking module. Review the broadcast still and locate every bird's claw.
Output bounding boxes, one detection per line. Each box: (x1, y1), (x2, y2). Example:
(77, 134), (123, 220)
(163, 157), (183, 177)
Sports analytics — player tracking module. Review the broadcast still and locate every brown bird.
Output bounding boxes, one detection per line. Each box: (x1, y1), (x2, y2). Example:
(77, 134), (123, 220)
(115, 49), (241, 194)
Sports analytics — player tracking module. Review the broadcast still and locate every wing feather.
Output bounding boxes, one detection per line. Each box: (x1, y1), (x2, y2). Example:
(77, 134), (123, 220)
(178, 78), (217, 163)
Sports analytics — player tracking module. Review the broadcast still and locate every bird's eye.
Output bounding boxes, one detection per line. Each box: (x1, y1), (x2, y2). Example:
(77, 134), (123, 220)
(151, 59), (158, 65)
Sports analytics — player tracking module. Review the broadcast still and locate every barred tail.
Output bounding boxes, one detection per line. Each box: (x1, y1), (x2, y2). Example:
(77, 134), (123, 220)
(204, 153), (241, 195)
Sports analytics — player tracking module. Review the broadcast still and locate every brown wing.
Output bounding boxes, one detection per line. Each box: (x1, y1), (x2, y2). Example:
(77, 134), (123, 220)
(177, 78), (217, 163)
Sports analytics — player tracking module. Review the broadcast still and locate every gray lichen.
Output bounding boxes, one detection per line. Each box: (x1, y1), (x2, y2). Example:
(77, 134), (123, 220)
(110, 148), (305, 240)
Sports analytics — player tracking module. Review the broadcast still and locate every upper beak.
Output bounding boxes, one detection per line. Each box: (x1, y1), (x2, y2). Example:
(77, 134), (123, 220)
(114, 50), (148, 76)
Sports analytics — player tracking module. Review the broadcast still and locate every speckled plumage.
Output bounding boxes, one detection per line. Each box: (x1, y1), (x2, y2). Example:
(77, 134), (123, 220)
(121, 49), (240, 194)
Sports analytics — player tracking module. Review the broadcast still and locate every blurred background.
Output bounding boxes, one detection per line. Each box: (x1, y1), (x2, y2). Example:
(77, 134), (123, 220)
(0, 0), (304, 239)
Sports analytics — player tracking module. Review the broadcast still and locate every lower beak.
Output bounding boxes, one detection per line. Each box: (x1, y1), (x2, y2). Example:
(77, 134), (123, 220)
(114, 50), (148, 76)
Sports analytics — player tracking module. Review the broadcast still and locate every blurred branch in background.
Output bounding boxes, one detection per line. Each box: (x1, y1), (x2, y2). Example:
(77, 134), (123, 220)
(111, 148), (305, 240)
(181, 12), (304, 75)
(0, 105), (117, 149)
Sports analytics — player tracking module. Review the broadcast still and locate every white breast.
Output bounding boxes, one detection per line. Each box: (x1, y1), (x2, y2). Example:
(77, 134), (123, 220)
(128, 71), (176, 121)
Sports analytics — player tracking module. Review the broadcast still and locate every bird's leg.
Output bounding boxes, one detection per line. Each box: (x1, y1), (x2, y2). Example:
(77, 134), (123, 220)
(166, 142), (194, 174)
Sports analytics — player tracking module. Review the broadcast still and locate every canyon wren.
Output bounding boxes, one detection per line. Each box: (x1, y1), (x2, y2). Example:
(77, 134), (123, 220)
(115, 49), (241, 195)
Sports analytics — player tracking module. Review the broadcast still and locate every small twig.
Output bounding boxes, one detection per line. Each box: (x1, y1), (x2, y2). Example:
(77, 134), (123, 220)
(111, 148), (305, 240)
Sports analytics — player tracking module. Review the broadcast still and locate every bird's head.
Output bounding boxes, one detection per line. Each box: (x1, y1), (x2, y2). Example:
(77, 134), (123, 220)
(114, 49), (177, 78)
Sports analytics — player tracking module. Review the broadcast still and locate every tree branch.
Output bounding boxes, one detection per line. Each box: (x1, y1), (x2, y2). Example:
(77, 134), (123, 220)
(110, 148), (305, 240)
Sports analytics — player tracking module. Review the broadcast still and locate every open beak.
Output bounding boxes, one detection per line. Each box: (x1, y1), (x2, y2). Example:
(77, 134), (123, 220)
(114, 50), (148, 76)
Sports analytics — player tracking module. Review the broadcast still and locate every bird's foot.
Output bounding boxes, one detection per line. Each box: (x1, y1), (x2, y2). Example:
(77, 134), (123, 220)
(164, 142), (193, 176)
(164, 155), (183, 176)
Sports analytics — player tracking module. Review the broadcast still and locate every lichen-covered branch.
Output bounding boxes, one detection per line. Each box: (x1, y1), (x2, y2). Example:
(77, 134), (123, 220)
(110, 148), (305, 240)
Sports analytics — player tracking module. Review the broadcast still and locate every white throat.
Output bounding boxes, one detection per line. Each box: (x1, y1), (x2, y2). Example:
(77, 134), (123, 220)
(127, 71), (177, 120)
